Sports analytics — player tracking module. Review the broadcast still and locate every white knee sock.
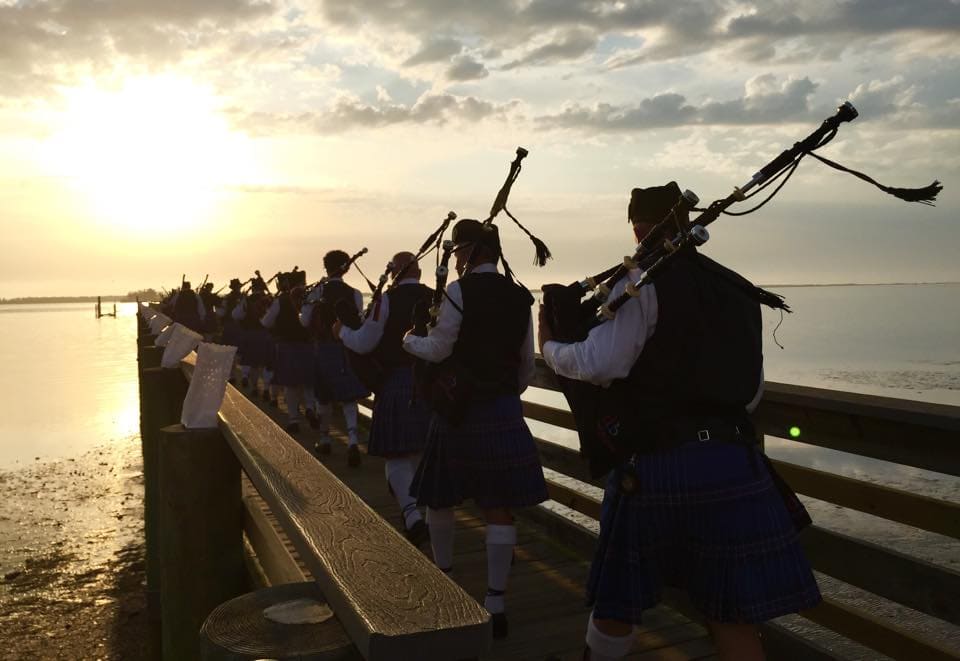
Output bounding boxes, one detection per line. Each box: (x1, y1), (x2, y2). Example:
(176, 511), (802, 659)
(426, 507), (455, 571)
(316, 403), (332, 436)
(342, 401), (359, 445)
(484, 524), (516, 614)
(385, 459), (421, 529)
(285, 386), (301, 422)
(585, 615), (633, 660)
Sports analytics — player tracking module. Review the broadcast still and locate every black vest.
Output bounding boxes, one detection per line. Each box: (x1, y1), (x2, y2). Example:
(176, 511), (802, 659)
(316, 279), (359, 341)
(376, 283), (433, 367)
(274, 294), (310, 343)
(625, 250), (763, 415)
(173, 289), (203, 333)
(452, 272), (532, 398)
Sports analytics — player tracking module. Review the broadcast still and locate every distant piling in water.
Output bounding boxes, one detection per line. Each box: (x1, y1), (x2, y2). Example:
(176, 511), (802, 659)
(95, 295), (117, 318)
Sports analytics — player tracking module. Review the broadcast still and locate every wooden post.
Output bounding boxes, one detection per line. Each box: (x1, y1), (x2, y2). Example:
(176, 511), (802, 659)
(139, 333), (158, 349)
(158, 423), (244, 661)
(200, 582), (358, 660)
(140, 366), (189, 653)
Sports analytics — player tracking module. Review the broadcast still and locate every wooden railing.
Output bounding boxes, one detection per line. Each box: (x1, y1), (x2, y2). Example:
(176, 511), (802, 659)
(136, 313), (490, 661)
(503, 358), (960, 661)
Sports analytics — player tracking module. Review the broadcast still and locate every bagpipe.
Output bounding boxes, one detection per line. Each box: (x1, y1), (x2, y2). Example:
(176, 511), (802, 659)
(541, 101), (942, 476)
(410, 147), (549, 424)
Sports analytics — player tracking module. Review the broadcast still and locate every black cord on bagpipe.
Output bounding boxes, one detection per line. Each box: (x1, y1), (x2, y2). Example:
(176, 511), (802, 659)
(599, 102), (942, 321)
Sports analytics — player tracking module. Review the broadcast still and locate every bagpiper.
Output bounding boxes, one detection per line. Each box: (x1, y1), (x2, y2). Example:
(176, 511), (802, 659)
(403, 219), (549, 639)
(302, 250), (370, 466)
(539, 183), (821, 660)
(337, 251), (433, 545)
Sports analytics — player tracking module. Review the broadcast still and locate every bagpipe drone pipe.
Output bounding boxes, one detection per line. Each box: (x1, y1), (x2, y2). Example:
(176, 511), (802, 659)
(541, 101), (943, 476)
(409, 147), (551, 424)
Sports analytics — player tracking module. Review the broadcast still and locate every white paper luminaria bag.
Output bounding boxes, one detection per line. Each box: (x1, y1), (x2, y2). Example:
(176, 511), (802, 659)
(161, 324), (203, 369)
(154, 322), (178, 347)
(149, 313), (172, 335)
(181, 342), (238, 429)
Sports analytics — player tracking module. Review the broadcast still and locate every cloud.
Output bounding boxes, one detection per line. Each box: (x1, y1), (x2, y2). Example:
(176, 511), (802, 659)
(446, 55), (489, 81)
(403, 37), (463, 66)
(0, 0), (277, 97)
(501, 28), (598, 69)
(537, 75), (819, 131)
(228, 89), (515, 134)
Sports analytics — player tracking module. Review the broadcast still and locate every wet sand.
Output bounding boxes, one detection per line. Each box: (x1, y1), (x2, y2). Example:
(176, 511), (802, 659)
(0, 438), (146, 661)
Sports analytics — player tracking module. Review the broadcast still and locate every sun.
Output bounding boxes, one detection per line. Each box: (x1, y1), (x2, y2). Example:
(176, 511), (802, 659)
(42, 75), (256, 236)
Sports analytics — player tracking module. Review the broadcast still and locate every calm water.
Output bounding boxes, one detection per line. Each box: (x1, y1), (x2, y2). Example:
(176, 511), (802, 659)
(0, 301), (139, 469)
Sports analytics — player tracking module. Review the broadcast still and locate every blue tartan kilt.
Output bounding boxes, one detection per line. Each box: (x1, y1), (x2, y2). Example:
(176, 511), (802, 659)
(586, 440), (822, 625)
(273, 341), (315, 387)
(367, 367), (430, 457)
(221, 320), (242, 349)
(238, 327), (275, 368)
(410, 394), (549, 510)
(314, 341), (370, 403)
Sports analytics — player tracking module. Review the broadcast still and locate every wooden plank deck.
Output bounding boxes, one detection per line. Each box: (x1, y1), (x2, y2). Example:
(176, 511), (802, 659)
(238, 390), (714, 660)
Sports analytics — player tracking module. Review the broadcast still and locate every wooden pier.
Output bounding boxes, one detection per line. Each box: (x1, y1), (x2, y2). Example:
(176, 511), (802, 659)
(135, 308), (960, 660)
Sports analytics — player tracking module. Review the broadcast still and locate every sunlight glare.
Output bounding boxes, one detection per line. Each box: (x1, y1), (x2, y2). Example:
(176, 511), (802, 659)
(43, 75), (257, 236)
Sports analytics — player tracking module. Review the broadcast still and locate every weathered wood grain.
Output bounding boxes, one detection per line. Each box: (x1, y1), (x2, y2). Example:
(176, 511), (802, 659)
(530, 358), (960, 477)
(801, 525), (960, 626)
(772, 459), (960, 539)
(180, 358), (491, 661)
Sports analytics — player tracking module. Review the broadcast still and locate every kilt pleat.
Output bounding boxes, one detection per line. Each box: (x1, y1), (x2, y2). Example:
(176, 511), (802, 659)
(586, 441), (822, 624)
(367, 367), (430, 457)
(237, 327), (275, 368)
(221, 320), (242, 349)
(410, 394), (548, 510)
(273, 341), (315, 387)
(314, 341), (370, 403)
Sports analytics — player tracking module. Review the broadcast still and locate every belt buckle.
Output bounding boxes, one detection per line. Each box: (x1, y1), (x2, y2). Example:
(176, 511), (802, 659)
(697, 429), (711, 442)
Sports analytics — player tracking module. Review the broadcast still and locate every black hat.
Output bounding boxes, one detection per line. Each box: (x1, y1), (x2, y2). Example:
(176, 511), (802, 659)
(229, 278), (242, 290)
(628, 181), (684, 224)
(290, 269), (306, 288)
(451, 218), (501, 253)
(324, 250), (350, 274)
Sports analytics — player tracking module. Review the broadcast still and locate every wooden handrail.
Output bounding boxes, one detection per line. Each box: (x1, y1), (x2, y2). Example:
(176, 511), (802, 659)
(530, 358), (960, 477)
(180, 355), (491, 660)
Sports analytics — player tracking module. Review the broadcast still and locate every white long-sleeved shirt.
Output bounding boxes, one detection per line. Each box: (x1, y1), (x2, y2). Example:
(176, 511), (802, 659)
(402, 263), (536, 392)
(260, 297), (280, 328)
(299, 278), (364, 328)
(339, 277), (419, 355)
(542, 269), (764, 410)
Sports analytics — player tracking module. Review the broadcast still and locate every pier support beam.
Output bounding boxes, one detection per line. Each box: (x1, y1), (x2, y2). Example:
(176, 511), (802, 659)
(158, 424), (244, 661)
(140, 366), (189, 654)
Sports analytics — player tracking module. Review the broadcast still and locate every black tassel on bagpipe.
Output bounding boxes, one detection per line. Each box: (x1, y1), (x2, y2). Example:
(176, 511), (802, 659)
(807, 152), (942, 205)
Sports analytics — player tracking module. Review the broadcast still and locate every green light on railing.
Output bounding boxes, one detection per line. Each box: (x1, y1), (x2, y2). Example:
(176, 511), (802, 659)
(789, 426), (801, 439)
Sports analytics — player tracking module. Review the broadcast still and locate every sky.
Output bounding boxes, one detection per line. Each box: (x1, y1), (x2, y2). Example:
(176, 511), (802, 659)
(1, 0), (958, 297)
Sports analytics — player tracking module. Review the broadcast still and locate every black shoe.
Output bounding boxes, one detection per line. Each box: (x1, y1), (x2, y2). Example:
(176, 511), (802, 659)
(491, 612), (508, 639)
(347, 445), (362, 467)
(405, 519), (429, 547)
(305, 408), (320, 429)
(285, 421), (300, 435)
(314, 441), (332, 456)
